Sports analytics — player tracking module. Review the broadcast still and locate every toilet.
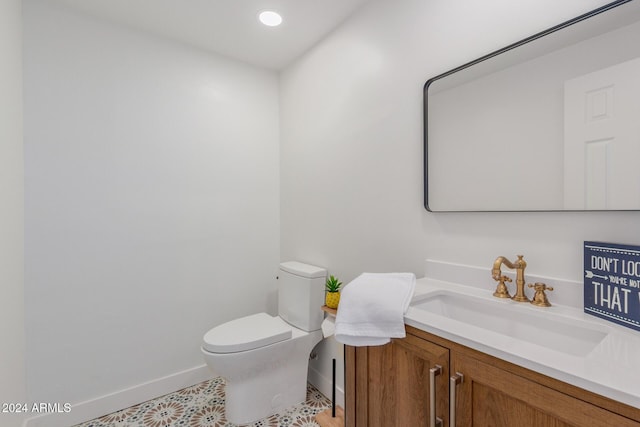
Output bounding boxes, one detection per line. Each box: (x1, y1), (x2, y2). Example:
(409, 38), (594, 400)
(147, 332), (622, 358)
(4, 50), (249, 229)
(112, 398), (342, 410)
(201, 261), (326, 425)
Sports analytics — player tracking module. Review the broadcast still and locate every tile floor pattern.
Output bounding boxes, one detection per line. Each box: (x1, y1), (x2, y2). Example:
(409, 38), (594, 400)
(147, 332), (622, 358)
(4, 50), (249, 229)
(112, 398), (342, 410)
(74, 378), (332, 427)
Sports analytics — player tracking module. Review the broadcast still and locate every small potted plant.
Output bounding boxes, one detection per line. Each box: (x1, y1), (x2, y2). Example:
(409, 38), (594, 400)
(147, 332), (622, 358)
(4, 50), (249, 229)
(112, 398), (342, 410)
(325, 275), (342, 309)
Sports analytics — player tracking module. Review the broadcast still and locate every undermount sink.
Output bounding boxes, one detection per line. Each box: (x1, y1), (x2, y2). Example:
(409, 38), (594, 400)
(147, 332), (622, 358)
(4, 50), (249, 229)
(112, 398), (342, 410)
(410, 291), (608, 357)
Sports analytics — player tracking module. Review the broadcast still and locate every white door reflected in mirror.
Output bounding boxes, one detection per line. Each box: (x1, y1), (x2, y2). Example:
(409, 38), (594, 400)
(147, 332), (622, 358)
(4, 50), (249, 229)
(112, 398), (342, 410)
(564, 57), (640, 210)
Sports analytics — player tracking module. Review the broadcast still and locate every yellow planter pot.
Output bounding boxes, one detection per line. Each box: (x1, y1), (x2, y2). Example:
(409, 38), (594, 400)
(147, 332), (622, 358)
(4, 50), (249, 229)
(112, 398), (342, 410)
(325, 291), (340, 309)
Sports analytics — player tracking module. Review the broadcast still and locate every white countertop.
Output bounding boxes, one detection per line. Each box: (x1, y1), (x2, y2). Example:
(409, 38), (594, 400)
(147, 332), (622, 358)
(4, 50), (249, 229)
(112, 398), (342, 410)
(404, 276), (640, 409)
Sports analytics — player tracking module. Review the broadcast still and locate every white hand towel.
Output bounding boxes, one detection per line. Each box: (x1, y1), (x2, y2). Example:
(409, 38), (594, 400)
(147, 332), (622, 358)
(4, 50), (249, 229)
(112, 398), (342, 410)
(334, 272), (416, 347)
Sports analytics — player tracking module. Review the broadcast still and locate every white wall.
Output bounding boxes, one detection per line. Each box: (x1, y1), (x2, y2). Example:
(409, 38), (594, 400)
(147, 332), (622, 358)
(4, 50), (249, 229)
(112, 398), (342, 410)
(0, 0), (26, 426)
(281, 0), (640, 402)
(23, 0), (279, 420)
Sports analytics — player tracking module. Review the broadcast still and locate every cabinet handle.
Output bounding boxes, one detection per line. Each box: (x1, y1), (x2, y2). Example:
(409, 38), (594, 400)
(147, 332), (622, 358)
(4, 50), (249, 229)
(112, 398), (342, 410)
(449, 372), (464, 427)
(429, 365), (443, 427)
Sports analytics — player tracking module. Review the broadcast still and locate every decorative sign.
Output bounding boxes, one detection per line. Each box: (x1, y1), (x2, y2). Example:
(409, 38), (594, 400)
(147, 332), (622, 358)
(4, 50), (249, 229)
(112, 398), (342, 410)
(584, 241), (640, 332)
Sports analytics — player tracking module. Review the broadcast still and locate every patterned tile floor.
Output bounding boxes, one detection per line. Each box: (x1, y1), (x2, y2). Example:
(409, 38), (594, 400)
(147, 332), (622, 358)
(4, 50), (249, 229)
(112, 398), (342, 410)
(74, 378), (331, 427)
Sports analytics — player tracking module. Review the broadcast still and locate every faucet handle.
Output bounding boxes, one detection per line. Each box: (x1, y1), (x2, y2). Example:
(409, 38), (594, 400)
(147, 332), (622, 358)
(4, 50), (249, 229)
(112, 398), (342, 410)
(528, 282), (553, 291)
(493, 275), (512, 298)
(528, 282), (553, 307)
(492, 273), (512, 283)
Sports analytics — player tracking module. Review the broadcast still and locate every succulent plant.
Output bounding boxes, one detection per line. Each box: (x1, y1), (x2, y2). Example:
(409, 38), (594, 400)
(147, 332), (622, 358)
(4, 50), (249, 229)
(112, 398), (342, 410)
(325, 275), (342, 292)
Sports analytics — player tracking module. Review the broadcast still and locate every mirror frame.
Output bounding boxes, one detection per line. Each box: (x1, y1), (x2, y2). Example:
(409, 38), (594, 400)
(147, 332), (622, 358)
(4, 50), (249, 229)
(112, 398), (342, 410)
(423, 0), (634, 212)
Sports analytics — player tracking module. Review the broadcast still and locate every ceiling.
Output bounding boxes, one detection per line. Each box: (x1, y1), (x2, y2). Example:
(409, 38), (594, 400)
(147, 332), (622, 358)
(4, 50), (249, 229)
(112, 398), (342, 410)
(53, 0), (374, 70)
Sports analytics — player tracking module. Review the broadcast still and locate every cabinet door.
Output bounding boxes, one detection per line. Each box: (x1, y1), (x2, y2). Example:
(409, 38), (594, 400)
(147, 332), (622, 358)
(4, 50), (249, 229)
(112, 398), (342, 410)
(347, 333), (449, 427)
(451, 351), (640, 427)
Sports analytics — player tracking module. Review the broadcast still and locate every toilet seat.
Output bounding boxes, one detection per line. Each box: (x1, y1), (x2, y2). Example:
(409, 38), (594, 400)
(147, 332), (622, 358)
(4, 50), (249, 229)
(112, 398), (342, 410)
(202, 312), (292, 354)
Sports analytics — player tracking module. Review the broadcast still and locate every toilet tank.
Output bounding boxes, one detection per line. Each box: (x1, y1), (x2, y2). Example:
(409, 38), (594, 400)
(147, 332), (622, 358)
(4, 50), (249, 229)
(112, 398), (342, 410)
(278, 261), (327, 332)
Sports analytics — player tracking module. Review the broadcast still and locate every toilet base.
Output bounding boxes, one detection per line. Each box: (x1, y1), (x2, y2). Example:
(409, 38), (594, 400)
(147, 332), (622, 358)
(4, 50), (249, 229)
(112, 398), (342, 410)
(224, 361), (308, 425)
(203, 329), (323, 425)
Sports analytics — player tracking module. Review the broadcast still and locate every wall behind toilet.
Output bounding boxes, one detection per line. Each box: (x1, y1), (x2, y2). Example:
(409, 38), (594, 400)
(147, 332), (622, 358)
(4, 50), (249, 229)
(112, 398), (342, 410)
(23, 0), (280, 407)
(280, 0), (640, 402)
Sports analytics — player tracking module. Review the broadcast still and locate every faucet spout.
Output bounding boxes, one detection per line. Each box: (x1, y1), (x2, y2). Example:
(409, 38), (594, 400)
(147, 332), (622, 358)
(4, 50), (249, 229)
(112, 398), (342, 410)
(492, 255), (529, 302)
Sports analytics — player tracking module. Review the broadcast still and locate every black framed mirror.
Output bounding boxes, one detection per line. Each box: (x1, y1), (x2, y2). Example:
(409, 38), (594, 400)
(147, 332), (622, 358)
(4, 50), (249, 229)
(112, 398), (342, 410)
(424, 0), (640, 212)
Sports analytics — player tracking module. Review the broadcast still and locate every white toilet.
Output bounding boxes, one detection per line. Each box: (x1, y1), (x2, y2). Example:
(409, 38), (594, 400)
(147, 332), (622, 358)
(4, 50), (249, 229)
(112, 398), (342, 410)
(201, 261), (326, 425)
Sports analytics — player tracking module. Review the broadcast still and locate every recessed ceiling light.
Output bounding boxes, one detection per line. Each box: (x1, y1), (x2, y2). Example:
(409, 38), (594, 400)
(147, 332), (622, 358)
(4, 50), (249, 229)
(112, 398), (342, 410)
(258, 10), (283, 27)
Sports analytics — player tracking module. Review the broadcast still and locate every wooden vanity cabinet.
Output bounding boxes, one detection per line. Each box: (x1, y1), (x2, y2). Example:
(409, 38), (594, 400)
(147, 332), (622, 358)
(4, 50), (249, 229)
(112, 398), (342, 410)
(346, 325), (640, 427)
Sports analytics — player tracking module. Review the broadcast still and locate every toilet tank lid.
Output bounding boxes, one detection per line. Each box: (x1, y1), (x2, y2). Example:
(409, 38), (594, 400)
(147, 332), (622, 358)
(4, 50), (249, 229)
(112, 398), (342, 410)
(279, 261), (326, 279)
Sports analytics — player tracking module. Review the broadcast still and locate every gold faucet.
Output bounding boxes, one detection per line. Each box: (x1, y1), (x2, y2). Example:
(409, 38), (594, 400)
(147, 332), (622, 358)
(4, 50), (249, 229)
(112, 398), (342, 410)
(492, 255), (530, 302)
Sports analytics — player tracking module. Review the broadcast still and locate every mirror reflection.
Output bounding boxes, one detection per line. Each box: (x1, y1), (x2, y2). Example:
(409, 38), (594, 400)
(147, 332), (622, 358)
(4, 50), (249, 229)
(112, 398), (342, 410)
(425, 0), (640, 212)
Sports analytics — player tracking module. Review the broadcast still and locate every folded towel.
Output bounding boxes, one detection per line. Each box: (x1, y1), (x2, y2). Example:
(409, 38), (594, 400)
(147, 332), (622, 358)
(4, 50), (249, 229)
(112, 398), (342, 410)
(334, 272), (416, 347)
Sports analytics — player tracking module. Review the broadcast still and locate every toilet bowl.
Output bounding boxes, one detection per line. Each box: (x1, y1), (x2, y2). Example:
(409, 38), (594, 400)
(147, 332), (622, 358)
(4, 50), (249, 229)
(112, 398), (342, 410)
(201, 261), (326, 425)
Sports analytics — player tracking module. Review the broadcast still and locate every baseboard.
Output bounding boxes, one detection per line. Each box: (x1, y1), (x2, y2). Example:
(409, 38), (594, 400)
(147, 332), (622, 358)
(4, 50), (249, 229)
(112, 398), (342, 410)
(308, 365), (345, 409)
(23, 365), (213, 427)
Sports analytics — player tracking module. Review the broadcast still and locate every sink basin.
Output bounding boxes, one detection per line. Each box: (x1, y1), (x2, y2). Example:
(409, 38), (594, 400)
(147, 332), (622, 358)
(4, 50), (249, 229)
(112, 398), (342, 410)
(411, 291), (608, 356)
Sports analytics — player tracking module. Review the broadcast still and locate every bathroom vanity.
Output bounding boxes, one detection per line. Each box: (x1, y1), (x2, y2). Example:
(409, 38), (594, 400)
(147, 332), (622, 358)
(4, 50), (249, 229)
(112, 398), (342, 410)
(345, 272), (640, 427)
(346, 327), (640, 427)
